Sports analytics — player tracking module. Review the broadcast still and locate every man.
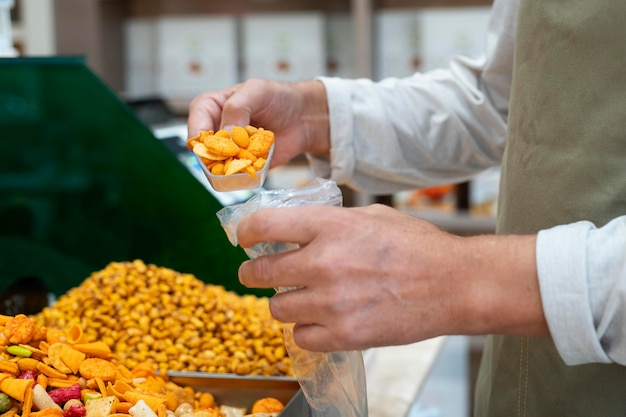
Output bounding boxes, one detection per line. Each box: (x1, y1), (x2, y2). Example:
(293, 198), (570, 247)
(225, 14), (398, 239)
(188, 0), (626, 414)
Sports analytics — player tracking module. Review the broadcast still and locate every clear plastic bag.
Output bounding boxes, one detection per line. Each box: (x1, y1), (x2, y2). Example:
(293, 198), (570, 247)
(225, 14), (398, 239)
(217, 178), (368, 417)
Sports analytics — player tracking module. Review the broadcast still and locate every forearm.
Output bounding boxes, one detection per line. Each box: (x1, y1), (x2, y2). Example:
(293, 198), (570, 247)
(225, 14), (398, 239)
(313, 0), (518, 193)
(292, 80), (330, 155)
(452, 233), (550, 337)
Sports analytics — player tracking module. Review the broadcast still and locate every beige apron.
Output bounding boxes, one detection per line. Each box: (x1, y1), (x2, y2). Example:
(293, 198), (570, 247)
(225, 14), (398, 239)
(474, 0), (626, 415)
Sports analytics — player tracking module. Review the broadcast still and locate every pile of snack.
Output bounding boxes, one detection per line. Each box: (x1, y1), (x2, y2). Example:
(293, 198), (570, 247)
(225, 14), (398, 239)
(186, 126), (274, 178)
(34, 261), (292, 377)
(0, 314), (285, 417)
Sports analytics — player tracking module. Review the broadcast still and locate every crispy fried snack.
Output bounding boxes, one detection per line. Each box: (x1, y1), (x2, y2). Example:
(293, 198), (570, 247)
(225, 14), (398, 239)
(4, 314), (36, 345)
(1, 315), (280, 417)
(187, 125), (274, 177)
(201, 133), (240, 157)
(250, 397), (285, 414)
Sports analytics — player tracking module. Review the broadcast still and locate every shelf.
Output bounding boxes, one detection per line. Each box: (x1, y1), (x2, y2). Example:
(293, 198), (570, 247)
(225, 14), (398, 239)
(377, 0), (492, 8)
(127, 0), (352, 16)
(53, 0), (493, 95)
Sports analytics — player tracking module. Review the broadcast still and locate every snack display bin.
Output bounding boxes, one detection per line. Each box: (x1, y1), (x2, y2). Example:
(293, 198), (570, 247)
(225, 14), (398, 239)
(167, 372), (311, 416)
(0, 56), (312, 415)
(0, 56), (262, 298)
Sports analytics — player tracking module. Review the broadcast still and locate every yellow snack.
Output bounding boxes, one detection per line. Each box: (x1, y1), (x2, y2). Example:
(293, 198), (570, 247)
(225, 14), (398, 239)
(58, 344), (86, 374)
(66, 324), (88, 345)
(36, 374), (48, 390)
(252, 158), (267, 171)
(122, 391), (165, 412)
(22, 387), (34, 417)
(230, 126), (250, 148)
(115, 403), (132, 414)
(185, 135), (201, 153)
(0, 361), (19, 376)
(111, 380), (133, 396)
(2, 312), (287, 417)
(72, 342), (112, 359)
(244, 125), (258, 136)
(214, 129), (231, 139)
(45, 378), (76, 388)
(35, 261), (293, 377)
(164, 391), (178, 412)
(190, 125), (275, 179)
(0, 377), (33, 402)
(225, 159), (252, 176)
(85, 396), (119, 417)
(94, 378), (107, 398)
(4, 315), (36, 345)
(198, 392), (216, 409)
(192, 143), (228, 162)
(210, 162), (225, 176)
(250, 397), (285, 414)
(156, 404), (167, 417)
(17, 358), (40, 372)
(246, 130), (274, 158)
(21, 344), (45, 360)
(79, 358), (117, 381)
(46, 343), (75, 374)
(201, 134), (240, 157)
(244, 166), (257, 178)
(36, 362), (67, 379)
(236, 148), (258, 163)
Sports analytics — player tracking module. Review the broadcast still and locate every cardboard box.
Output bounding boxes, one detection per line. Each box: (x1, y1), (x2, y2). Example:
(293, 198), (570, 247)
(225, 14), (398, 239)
(374, 10), (423, 80)
(325, 13), (356, 78)
(241, 13), (325, 82)
(123, 18), (157, 98)
(155, 16), (238, 101)
(419, 7), (491, 71)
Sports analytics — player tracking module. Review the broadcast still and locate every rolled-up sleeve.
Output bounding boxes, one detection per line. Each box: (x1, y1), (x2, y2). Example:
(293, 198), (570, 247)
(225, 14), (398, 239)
(310, 0), (519, 194)
(537, 216), (626, 365)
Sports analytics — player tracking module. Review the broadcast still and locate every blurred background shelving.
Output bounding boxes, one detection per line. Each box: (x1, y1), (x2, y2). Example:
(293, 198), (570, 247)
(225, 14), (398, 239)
(11, 0), (501, 220)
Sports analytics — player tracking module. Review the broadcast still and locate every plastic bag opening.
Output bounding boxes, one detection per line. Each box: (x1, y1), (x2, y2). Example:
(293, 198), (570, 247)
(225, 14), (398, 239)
(217, 178), (368, 417)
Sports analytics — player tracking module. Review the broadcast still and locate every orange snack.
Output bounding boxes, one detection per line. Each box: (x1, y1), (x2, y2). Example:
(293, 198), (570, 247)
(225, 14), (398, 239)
(188, 125), (274, 178)
(1, 377), (33, 402)
(17, 358), (40, 372)
(36, 362), (67, 380)
(4, 314), (36, 345)
(65, 324), (87, 345)
(72, 342), (112, 359)
(250, 397), (285, 414)
(230, 126), (250, 148)
(246, 130), (274, 158)
(0, 361), (19, 376)
(79, 358), (117, 381)
(201, 133), (240, 157)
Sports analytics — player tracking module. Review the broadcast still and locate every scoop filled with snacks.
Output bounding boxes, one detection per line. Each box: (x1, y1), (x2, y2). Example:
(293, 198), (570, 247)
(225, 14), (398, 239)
(187, 126), (275, 192)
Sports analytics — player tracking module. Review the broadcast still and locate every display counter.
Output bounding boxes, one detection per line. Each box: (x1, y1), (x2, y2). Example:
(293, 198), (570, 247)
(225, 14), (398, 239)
(366, 337), (447, 417)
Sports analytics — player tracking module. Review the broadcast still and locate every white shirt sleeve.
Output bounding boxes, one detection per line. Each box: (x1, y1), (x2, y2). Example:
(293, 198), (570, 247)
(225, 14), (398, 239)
(310, 0), (626, 367)
(311, 0), (520, 194)
(537, 217), (626, 366)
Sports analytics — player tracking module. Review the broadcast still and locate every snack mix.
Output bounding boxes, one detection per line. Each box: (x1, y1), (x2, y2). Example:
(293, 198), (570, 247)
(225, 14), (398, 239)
(187, 126), (274, 178)
(0, 314), (285, 417)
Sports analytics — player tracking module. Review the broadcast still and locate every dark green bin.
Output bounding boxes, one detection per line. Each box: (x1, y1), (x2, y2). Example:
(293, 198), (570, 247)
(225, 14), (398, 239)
(0, 56), (257, 308)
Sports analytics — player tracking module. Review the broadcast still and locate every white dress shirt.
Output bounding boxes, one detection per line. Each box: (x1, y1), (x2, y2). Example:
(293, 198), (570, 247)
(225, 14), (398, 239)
(312, 0), (626, 366)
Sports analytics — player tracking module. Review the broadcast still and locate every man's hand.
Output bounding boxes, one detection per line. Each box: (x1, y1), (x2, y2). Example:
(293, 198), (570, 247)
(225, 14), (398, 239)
(236, 203), (549, 352)
(187, 78), (330, 167)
